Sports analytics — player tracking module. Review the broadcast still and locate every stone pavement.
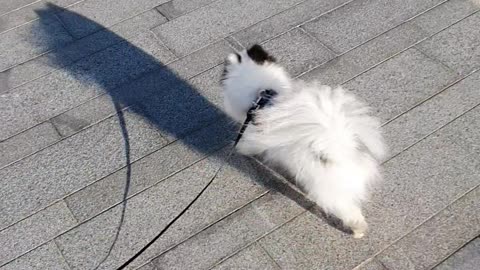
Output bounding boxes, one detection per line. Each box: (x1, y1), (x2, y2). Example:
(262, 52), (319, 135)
(1, 0), (479, 269)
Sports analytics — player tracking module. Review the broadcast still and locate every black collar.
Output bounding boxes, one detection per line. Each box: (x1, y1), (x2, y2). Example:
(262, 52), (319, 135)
(234, 89), (277, 145)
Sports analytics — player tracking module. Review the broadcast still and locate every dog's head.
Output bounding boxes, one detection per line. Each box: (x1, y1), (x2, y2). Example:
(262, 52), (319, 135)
(221, 45), (291, 122)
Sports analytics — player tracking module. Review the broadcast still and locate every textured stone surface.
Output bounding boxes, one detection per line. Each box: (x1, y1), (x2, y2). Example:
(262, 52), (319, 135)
(212, 244), (279, 270)
(343, 48), (457, 122)
(156, 0), (216, 20)
(0, 15), (73, 71)
(152, 0), (300, 56)
(232, 0), (351, 47)
(435, 237), (480, 270)
(417, 11), (480, 75)
(56, 152), (294, 270)
(0, 30), (174, 141)
(383, 71), (480, 159)
(0, 201), (76, 265)
(56, 0), (170, 38)
(262, 28), (335, 76)
(302, 0), (444, 53)
(0, 111), (167, 230)
(257, 105), (480, 269)
(1, 9), (167, 91)
(0, 121), (61, 168)
(0, 242), (70, 270)
(377, 186), (480, 270)
(151, 192), (305, 270)
(0, 0), (79, 33)
(3, 0), (480, 268)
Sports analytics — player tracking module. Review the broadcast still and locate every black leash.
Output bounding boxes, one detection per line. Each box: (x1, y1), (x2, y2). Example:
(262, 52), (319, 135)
(116, 89), (276, 270)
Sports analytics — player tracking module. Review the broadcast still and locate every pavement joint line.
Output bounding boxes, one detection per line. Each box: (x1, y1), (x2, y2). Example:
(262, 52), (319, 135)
(53, 239), (74, 270)
(380, 68), (479, 128)
(148, 28), (180, 58)
(0, 0), (87, 35)
(0, 5), (168, 72)
(2, 0), (478, 213)
(296, 1), (479, 80)
(199, 104), (480, 269)
(2, 0), (468, 147)
(428, 234), (480, 270)
(297, 26), (339, 56)
(414, 46), (461, 76)
(258, 242), (284, 270)
(0, 162), (269, 267)
(51, 10), (76, 40)
(0, 115), (229, 231)
(0, 0), (44, 17)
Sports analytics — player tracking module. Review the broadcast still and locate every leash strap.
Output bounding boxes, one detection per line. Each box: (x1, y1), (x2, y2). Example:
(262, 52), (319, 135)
(117, 89), (277, 270)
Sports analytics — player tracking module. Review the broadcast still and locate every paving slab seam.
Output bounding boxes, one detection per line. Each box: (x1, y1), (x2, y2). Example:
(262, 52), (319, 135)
(0, 0), (446, 95)
(153, 0), (357, 55)
(380, 68), (479, 128)
(0, 0), (87, 35)
(258, 243), (283, 270)
(296, 3), (479, 80)
(11, 17), (472, 173)
(2, 2), (477, 225)
(53, 240), (74, 270)
(0, 6), (168, 73)
(352, 183), (480, 270)
(296, 26), (338, 56)
(414, 45), (460, 76)
(0, 0), (43, 17)
(1, 0), (476, 243)
(202, 109), (480, 269)
(428, 234), (480, 270)
(0, 171), (268, 267)
(0, 117), (228, 232)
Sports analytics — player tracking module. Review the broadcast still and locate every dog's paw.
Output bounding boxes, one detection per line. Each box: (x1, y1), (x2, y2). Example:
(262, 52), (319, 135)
(350, 219), (368, 239)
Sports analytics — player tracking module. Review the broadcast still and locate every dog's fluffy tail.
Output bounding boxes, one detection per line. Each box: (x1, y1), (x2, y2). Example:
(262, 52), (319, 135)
(250, 83), (386, 163)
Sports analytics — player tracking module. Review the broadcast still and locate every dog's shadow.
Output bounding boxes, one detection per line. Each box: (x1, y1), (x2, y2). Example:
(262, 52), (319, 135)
(31, 3), (352, 265)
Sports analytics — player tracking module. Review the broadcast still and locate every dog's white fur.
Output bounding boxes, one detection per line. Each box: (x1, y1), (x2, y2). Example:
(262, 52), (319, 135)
(222, 47), (386, 238)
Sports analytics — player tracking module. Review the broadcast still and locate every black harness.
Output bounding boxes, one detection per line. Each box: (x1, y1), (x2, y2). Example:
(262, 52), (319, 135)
(234, 89), (278, 145)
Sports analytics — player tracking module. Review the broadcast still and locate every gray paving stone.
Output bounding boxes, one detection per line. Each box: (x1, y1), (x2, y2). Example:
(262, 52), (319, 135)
(2, 9), (167, 92)
(261, 28), (335, 76)
(212, 244), (279, 270)
(355, 258), (387, 270)
(167, 39), (232, 79)
(377, 186), (480, 270)
(0, 121), (61, 168)
(50, 94), (117, 137)
(257, 106), (480, 270)
(56, 151), (290, 269)
(302, 0), (444, 53)
(156, 0), (216, 20)
(435, 237), (480, 270)
(56, 0), (170, 38)
(300, 0), (478, 85)
(0, 201), (76, 265)
(300, 23), (428, 85)
(342, 48), (457, 122)
(0, 0), (37, 15)
(232, 0), (351, 47)
(0, 0), (78, 33)
(0, 242), (70, 270)
(383, 71), (480, 159)
(151, 191), (305, 270)
(152, 0), (300, 56)
(0, 15), (73, 71)
(416, 11), (480, 75)
(137, 262), (158, 270)
(0, 111), (167, 230)
(51, 39), (231, 138)
(65, 117), (235, 222)
(0, 30), (174, 141)
(411, 0), (480, 35)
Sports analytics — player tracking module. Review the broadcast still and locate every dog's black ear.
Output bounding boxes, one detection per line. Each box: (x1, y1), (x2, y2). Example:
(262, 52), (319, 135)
(247, 44), (276, 64)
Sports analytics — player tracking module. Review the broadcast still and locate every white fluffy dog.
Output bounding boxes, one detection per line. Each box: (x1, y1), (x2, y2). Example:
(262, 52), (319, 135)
(221, 45), (386, 238)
